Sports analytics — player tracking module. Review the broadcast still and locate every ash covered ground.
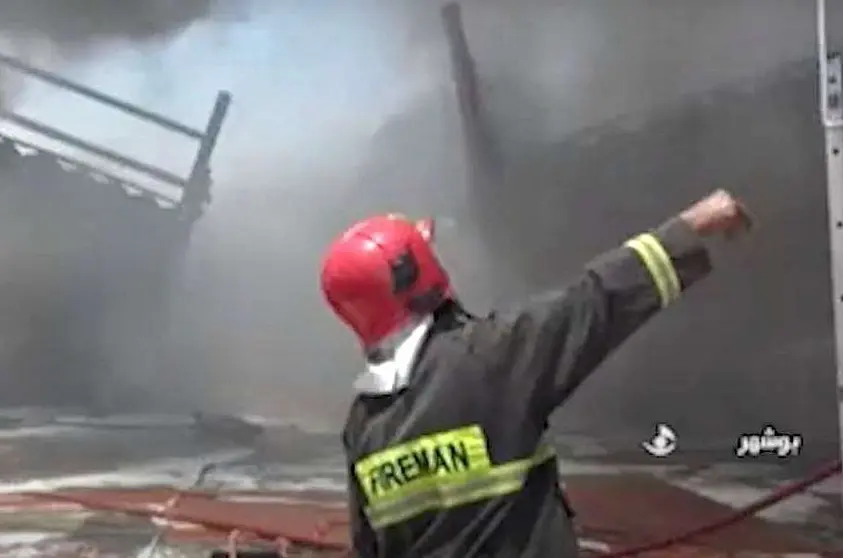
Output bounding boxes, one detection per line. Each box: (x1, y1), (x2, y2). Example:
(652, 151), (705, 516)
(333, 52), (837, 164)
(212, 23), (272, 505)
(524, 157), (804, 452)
(0, 410), (838, 555)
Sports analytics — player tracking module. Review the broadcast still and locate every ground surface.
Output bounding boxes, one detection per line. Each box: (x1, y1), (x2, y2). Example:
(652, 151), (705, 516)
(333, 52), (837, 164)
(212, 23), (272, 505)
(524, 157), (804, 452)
(0, 410), (838, 557)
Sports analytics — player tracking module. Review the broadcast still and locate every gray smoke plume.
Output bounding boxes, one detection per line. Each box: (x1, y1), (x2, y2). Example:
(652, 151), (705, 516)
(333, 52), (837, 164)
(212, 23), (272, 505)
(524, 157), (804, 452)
(0, 1), (241, 45)
(0, 0), (841, 458)
(428, 0), (843, 452)
(0, 0), (255, 409)
(0, 0), (253, 107)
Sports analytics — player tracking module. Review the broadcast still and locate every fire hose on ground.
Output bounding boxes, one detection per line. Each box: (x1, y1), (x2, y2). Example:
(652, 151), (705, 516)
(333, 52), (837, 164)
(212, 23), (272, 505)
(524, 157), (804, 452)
(596, 458), (841, 557)
(17, 458), (842, 557)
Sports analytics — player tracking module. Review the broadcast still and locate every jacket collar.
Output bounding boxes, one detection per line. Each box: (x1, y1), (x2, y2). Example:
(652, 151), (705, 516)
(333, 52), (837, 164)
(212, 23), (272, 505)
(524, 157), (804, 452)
(354, 316), (433, 395)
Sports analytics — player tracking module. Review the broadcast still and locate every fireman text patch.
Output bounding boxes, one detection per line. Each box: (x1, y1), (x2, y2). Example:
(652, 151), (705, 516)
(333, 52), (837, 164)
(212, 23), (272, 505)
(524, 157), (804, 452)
(354, 425), (492, 503)
(354, 425), (557, 528)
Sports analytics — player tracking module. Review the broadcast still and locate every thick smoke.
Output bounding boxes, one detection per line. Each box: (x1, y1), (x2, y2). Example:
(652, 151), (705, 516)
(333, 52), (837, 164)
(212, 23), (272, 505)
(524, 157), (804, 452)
(1, 0), (841, 456)
(178, 0), (843, 451)
(0, 0), (255, 409)
(436, 0), (843, 452)
(0, 1), (241, 44)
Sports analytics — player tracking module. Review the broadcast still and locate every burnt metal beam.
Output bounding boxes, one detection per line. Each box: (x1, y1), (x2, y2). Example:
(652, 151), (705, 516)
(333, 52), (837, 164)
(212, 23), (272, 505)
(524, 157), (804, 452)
(441, 2), (499, 190)
(0, 52), (233, 217)
(0, 110), (187, 187)
(181, 91), (232, 219)
(0, 51), (204, 139)
(189, 90), (231, 183)
(0, 133), (178, 205)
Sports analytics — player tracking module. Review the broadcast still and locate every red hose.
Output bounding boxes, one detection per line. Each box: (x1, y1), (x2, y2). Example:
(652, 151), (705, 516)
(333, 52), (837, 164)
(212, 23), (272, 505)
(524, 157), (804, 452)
(18, 458), (842, 556)
(23, 490), (346, 552)
(598, 458), (842, 557)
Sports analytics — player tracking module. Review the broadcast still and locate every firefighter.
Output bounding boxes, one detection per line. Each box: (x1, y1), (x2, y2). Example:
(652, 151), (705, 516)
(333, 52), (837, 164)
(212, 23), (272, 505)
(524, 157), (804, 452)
(320, 189), (752, 558)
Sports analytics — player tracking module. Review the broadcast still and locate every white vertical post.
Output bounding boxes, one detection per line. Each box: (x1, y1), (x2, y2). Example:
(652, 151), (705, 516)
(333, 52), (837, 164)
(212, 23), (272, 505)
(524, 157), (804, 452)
(817, 0), (843, 503)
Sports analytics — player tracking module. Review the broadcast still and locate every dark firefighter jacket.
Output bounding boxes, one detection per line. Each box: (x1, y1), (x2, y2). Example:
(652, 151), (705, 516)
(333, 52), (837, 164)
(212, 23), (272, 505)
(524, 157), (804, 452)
(342, 216), (712, 558)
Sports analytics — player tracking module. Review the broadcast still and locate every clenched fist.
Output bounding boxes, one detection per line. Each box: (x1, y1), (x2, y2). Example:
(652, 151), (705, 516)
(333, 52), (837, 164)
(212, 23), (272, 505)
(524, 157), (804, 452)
(679, 189), (753, 239)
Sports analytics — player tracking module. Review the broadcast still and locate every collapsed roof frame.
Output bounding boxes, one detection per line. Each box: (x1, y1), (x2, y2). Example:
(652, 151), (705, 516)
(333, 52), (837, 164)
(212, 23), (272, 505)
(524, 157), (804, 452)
(816, 0), (843, 504)
(0, 51), (231, 220)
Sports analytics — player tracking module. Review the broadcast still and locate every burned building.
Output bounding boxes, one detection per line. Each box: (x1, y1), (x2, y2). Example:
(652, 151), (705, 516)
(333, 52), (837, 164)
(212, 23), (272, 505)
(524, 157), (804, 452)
(0, 54), (230, 409)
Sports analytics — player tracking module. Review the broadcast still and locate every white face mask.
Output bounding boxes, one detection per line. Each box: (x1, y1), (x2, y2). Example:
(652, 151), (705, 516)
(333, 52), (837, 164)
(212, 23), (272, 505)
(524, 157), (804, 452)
(354, 315), (434, 395)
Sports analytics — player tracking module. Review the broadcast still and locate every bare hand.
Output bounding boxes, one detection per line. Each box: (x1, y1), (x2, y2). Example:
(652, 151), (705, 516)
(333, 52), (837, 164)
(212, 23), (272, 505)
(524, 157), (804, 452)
(679, 189), (753, 239)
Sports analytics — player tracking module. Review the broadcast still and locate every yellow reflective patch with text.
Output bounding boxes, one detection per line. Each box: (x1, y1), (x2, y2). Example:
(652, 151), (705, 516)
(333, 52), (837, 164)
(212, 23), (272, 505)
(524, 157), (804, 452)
(354, 425), (491, 505)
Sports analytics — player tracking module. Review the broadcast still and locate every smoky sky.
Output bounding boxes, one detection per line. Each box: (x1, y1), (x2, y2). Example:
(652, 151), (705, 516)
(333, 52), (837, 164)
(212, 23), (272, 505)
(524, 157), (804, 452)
(0, 0), (841, 448)
(0, 0), (255, 114)
(0, 0), (246, 46)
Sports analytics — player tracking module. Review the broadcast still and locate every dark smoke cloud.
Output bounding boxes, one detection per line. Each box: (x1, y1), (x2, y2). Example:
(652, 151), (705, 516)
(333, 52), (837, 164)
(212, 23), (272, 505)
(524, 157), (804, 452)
(0, 0), (255, 108)
(429, 0), (843, 452)
(0, 0), (257, 410)
(152, 0), (843, 450)
(0, 0), (247, 46)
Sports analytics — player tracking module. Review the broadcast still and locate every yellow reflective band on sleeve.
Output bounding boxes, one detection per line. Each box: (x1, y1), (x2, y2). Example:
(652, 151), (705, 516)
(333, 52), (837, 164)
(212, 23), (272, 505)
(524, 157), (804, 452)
(624, 233), (681, 308)
(354, 425), (557, 530)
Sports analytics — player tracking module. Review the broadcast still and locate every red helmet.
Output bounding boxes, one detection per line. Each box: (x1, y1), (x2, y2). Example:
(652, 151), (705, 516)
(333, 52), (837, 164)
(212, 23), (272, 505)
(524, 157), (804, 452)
(320, 214), (451, 348)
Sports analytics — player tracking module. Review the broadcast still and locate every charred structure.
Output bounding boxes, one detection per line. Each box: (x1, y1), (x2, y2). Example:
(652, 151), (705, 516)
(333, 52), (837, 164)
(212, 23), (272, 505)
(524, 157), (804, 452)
(0, 55), (230, 409)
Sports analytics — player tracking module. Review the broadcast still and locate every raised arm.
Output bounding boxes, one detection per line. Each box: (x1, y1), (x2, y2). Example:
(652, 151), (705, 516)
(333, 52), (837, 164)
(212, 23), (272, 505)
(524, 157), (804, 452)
(499, 189), (752, 420)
